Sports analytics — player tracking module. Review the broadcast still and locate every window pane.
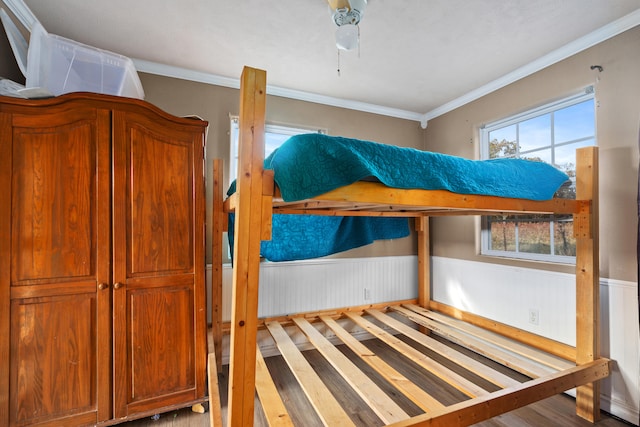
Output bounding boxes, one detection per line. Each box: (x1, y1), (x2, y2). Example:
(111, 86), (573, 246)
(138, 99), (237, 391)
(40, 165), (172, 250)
(554, 218), (576, 256)
(488, 125), (517, 158)
(522, 148), (551, 164)
(555, 139), (594, 169)
(265, 132), (291, 158)
(519, 114), (550, 152)
(489, 217), (516, 251)
(555, 99), (595, 143)
(518, 220), (551, 254)
(481, 90), (594, 263)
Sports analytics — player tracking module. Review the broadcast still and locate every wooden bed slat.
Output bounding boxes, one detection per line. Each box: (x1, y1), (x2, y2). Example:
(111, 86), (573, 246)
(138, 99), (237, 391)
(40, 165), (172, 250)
(392, 305), (557, 379)
(292, 317), (409, 424)
(320, 315), (446, 413)
(364, 309), (520, 389)
(344, 312), (489, 398)
(255, 347), (294, 427)
(406, 305), (574, 372)
(265, 321), (357, 427)
(427, 300), (577, 361)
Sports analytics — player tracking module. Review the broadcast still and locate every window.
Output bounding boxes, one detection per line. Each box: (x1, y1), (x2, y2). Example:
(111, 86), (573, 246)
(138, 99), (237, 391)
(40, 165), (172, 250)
(480, 88), (596, 263)
(229, 116), (325, 181)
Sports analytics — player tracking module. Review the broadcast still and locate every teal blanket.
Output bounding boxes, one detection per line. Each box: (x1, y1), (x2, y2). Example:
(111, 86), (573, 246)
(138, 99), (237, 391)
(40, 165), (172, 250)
(267, 133), (569, 201)
(229, 134), (569, 262)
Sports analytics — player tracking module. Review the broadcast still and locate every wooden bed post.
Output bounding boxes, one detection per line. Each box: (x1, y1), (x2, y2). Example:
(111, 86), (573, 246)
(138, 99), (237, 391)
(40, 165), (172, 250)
(416, 216), (431, 308)
(227, 66), (267, 427)
(211, 159), (224, 372)
(574, 146), (601, 422)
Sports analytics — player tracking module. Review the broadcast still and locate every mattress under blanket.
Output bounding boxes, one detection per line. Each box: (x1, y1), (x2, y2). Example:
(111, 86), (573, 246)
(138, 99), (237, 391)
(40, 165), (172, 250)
(267, 133), (569, 202)
(228, 134), (569, 262)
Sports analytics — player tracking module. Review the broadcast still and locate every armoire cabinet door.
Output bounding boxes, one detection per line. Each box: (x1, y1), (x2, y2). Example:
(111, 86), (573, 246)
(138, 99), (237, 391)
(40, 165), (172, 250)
(1, 107), (112, 427)
(111, 110), (206, 418)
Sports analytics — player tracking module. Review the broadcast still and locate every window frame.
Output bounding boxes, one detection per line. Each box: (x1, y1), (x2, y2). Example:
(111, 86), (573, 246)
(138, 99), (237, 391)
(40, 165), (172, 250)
(479, 87), (596, 264)
(229, 116), (326, 181)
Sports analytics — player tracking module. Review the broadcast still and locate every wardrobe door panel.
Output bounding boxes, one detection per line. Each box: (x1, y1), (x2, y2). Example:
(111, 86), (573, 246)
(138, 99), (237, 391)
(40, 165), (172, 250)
(10, 293), (97, 427)
(5, 106), (112, 427)
(129, 128), (193, 274)
(112, 110), (206, 418)
(11, 116), (94, 282)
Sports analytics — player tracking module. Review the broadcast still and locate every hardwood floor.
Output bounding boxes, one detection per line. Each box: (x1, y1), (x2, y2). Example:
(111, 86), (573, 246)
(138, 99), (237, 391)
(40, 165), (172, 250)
(123, 334), (634, 427)
(123, 394), (633, 427)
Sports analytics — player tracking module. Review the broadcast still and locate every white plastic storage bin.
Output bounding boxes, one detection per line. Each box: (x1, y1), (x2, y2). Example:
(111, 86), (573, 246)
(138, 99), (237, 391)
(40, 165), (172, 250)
(0, 8), (28, 75)
(25, 22), (144, 99)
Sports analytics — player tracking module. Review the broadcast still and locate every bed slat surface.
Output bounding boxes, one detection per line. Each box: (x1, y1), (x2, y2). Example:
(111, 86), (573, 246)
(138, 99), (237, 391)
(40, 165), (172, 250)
(320, 315), (446, 412)
(292, 317), (409, 424)
(392, 305), (558, 379)
(364, 309), (520, 389)
(265, 321), (357, 426)
(243, 306), (610, 427)
(406, 305), (574, 371)
(255, 347), (294, 426)
(345, 312), (489, 398)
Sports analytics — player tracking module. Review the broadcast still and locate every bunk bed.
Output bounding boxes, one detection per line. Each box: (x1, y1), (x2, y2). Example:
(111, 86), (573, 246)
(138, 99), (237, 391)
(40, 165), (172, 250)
(209, 66), (609, 426)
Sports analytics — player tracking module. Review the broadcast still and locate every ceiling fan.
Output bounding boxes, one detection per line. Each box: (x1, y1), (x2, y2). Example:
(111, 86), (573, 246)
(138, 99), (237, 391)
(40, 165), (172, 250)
(327, 0), (367, 51)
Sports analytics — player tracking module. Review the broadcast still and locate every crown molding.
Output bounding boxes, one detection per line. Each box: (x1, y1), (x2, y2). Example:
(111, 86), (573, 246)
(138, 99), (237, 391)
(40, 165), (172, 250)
(421, 8), (640, 124)
(132, 59), (424, 124)
(134, 8), (640, 129)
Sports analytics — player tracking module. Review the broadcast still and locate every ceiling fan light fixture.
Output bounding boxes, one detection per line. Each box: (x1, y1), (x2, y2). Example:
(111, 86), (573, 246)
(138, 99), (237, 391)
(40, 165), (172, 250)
(335, 23), (359, 51)
(327, 0), (367, 74)
(328, 0), (367, 26)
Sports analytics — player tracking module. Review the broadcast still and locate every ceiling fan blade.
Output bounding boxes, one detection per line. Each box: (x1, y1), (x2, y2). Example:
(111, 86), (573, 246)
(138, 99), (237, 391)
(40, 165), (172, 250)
(327, 0), (350, 11)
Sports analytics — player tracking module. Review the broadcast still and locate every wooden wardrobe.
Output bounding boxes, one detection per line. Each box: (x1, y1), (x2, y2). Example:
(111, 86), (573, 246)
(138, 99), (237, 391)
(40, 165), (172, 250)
(0, 92), (208, 426)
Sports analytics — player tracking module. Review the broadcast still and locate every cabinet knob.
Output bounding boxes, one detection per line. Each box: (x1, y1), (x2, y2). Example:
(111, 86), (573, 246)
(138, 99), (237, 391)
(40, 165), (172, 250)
(98, 283), (109, 290)
(113, 282), (123, 290)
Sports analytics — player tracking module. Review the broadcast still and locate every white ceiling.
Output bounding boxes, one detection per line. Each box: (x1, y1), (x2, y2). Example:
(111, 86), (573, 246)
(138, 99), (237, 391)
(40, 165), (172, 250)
(12, 0), (640, 123)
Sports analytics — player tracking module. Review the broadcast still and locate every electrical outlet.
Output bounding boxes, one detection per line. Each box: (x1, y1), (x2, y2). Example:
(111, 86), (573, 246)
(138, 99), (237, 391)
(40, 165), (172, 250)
(364, 288), (371, 300)
(529, 308), (539, 325)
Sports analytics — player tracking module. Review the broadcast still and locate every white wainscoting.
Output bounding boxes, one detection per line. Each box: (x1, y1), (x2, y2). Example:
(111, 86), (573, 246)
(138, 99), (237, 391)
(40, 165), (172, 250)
(206, 255), (639, 424)
(209, 255), (418, 321)
(206, 256), (418, 362)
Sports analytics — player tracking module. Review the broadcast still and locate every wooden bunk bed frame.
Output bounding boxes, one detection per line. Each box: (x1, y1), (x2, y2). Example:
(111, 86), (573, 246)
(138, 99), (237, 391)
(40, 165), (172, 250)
(209, 66), (610, 426)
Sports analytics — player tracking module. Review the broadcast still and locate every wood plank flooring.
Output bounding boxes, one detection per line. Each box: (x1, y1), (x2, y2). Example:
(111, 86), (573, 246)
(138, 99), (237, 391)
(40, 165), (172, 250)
(123, 334), (633, 427)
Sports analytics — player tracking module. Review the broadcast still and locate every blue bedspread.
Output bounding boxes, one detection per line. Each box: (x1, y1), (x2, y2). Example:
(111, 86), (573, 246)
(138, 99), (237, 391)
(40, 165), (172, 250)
(228, 214), (409, 262)
(267, 133), (569, 201)
(229, 133), (569, 262)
